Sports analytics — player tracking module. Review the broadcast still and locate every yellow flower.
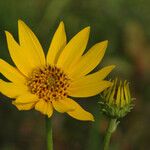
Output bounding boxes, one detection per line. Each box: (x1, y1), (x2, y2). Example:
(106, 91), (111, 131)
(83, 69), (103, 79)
(0, 20), (115, 121)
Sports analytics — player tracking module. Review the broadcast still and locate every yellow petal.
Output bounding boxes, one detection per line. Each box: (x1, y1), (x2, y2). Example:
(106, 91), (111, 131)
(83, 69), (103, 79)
(68, 41), (108, 78)
(18, 20), (45, 66)
(46, 102), (53, 117)
(108, 79), (117, 104)
(69, 66), (114, 97)
(52, 98), (76, 113)
(57, 27), (90, 71)
(124, 82), (128, 101)
(0, 59), (25, 83)
(35, 99), (53, 117)
(77, 65), (115, 81)
(67, 98), (94, 121)
(47, 21), (66, 65)
(0, 79), (28, 98)
(126, 83), (131, 101)
(121, 86), (125, 107)
(14, 93), (38, 104)
(116, 81), (121, 107)
(13, 101), (35, 110)
(5, 31), (33, 76)
(69, 79), (112, 97)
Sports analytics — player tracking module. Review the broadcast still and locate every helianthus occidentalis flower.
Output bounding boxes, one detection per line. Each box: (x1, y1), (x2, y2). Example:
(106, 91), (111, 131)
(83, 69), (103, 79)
(100, 78), (134, 119)
(0, 20), (115, 121)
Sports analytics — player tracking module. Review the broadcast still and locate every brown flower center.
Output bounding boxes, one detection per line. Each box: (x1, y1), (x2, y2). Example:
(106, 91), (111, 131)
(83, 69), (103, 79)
(27, 65), (71, 102)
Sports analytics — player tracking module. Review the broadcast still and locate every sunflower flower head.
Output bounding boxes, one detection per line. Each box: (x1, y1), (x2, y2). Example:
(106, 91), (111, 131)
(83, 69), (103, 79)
(100, 78), (134, 119)
(0, 20), (115, 121)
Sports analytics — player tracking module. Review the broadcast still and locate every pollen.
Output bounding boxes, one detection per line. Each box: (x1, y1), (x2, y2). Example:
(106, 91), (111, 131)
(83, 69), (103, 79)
(26, 65), (71, 102)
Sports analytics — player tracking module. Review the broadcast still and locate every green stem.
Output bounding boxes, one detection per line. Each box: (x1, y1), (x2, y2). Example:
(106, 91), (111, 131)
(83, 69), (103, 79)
(103, 118), (118, 150)
(45, 117), (53, 150)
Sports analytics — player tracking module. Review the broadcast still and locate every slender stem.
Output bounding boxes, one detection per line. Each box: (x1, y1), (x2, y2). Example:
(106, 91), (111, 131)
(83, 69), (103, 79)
(45, 117), (53, 150)
(103, 118), (118, 150)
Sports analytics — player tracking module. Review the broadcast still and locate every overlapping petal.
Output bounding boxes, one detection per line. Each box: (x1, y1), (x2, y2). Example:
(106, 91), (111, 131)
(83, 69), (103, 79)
(0, 79), (28, 98)
(18, 20), (45, 66)
(68, 41), (108, 78)
(35, 99), (53, 117)
(12, 93), (38, 110)
(69, 65), (115, 97)
(57, 27), (90, 72)
(14, 93), (38, 104)
(13, 102), (35, 110)
(69, 80), (112, 97)
(47, 21), (66, 65)
(52, 98), (76, 113)
(0, 59), (25, 83)
(5, 31), (34, 76)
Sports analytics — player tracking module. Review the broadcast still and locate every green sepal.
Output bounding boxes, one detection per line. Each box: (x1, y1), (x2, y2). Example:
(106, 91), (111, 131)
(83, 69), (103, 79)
(99, 99), (134, 119)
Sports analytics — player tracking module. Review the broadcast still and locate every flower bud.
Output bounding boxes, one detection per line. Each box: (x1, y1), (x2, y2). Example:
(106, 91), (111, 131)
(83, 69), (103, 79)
(100, 78), (134, 119)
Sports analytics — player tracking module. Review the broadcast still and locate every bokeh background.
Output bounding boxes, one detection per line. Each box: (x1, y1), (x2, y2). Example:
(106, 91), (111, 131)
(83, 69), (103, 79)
(0, 0), (150, 150)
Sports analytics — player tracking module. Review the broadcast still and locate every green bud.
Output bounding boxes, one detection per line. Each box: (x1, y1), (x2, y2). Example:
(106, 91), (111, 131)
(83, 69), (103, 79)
(100, 78), (134, 119)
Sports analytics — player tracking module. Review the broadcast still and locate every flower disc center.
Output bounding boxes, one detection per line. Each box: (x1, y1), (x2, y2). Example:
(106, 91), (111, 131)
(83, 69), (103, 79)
(27, 65), (70, 102)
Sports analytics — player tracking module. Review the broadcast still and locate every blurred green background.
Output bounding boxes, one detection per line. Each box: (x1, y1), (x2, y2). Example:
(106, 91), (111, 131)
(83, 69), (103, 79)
(0, 0), (150, 150)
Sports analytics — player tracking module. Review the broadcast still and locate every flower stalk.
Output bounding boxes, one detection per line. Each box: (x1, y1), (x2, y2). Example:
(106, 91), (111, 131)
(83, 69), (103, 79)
(103, 118), (119, 150)
(45, 117), (53, 150)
